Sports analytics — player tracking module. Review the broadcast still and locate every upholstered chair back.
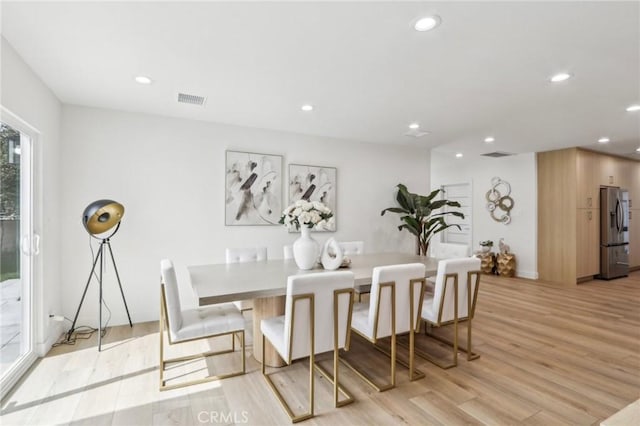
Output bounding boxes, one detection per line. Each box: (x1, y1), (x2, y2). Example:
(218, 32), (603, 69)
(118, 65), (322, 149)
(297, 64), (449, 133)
(338, 241), (364, 256)
(431, 257), (481, 323)
(160, 259), (183, 337)
(433, 243), (470, 259)
(367, 263), (425, 339)
(225, 247), (268, 263)
(283, 245), (294, 260)
(282, 271), (354, 361)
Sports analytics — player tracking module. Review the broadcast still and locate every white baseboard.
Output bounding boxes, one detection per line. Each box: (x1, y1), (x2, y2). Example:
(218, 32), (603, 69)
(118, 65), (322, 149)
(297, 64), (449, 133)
(36, 321), (63, 357)
(516, 270), (539, 280)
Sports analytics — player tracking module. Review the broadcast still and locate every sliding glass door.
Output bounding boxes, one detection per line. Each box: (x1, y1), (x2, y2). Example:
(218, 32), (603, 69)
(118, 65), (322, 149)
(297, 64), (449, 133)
(0, 120), (34, 395)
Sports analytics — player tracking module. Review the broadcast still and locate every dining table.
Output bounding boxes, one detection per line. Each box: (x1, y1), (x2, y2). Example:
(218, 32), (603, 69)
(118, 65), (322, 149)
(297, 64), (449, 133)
(188, 252), (439, 367)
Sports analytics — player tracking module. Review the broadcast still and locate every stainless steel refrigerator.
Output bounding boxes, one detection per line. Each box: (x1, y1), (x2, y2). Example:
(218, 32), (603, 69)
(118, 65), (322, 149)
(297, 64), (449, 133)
(599, 187), (629, 279)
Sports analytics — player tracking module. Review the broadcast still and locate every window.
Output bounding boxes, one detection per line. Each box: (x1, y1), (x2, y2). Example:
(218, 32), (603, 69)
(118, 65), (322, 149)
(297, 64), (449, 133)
(0, 114), (37, 398)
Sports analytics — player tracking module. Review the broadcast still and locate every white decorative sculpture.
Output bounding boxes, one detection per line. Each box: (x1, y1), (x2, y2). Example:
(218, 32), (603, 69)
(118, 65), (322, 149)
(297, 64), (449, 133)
(486, 176), (514, 225)
(321, 238), (344, 270)
(499, 238), (511, 254)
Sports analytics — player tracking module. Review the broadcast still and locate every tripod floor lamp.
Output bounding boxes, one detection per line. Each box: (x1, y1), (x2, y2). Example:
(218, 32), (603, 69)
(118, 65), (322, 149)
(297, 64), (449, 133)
(66, 199), (133, 351)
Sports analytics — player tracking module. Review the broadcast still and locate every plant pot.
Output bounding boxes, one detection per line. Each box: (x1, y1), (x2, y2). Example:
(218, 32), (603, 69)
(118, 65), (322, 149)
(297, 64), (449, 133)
(481, 246), (491, 253)
(293, 226), (319, 270)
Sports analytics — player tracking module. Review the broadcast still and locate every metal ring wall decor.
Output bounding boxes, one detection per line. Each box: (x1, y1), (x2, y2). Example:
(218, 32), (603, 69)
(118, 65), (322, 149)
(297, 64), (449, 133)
(485, 177), (514, 224)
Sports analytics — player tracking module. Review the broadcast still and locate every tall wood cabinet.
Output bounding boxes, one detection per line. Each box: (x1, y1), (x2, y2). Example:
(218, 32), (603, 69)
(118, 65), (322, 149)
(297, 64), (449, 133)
(538, 148), (640, 285)
(630, 162), (640, 268)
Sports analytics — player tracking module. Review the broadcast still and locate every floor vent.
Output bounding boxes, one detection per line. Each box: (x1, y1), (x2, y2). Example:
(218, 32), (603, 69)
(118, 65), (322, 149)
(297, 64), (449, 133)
(177, 93), (206, 106)
(481, 151), (515, 158)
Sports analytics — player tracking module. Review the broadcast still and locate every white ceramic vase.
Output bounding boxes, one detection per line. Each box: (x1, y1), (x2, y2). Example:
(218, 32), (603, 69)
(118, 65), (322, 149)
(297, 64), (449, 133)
(321, 238), (344, 270)
(293, 226), (319, 270)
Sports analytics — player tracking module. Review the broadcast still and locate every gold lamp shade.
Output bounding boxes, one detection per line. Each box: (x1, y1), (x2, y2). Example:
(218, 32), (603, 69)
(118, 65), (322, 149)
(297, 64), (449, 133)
(82, 200), (125, 235)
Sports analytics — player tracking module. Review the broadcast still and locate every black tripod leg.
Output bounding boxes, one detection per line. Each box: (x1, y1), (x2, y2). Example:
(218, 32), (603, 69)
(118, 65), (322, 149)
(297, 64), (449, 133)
(99, 246), (103, 352)
(67, 244), (103, 341)
(106, 242), (133, 327)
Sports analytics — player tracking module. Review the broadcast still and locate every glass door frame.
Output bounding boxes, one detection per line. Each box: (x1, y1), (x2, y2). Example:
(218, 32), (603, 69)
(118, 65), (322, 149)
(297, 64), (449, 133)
(0, 107), (38, 398)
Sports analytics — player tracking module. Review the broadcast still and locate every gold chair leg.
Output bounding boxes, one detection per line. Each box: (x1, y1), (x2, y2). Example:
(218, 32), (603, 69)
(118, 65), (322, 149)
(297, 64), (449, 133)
(309, 349), (315, 420)
(342, 283), (399, 392)
(312, 350), (355, 408)
(262, 363), (314, 423)
(159, 308), (165, 389)
(372, 337), (425, 381)
(419, 276), (479, 362)
(390, 330), (396, 388)
(410, 317), (459, 369)
(241, 330), (246, 374)
(423, 323), (479, 361)
(262, 334), (314, 422)
(409, 330), (425, 382)
(159, 330), (245, 391)
(340, 331), (398, 392)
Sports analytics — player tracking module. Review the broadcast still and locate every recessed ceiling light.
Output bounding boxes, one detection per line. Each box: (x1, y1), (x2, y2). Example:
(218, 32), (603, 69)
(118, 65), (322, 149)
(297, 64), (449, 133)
(484, 136), (495, 143)
(636, 147), (640, 152)
(134, 75), (153, 85)
(414, 15), (441, 32)
(455, 153), (463, 158)
(626, 104), (640, 112)
(301, 104), (314, 112)
(409, 123), (420, 129)
(598, 137), (610, 144)
(550, 72), (572, 83)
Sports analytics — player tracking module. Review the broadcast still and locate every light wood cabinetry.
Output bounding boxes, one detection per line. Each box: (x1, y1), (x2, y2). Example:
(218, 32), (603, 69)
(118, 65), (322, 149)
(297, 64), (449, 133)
(630, 165), (640, 209)
(538, 148), (640, 284)
(537, 149), (577, 285)
(576, 150), (599, 208)
(599, 155), (618, 186)
(617, 159), (631, 191)
(627, 160), (640, 270)
(629, 209), (640, 269)
(576, 209), (599, 278)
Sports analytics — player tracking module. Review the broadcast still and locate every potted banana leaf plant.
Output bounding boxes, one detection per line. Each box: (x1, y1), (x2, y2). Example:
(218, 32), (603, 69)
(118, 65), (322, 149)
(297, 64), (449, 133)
(381, 184), (465, 256)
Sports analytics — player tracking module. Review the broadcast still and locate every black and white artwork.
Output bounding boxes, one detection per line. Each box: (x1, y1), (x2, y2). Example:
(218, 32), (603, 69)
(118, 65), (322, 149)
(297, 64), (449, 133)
(289, 164), (337, 231)
(225, 151), (282, 225)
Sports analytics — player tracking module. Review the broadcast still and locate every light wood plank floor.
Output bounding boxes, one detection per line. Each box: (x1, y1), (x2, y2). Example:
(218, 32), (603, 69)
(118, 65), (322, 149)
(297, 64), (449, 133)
(2, 272), (639, 425)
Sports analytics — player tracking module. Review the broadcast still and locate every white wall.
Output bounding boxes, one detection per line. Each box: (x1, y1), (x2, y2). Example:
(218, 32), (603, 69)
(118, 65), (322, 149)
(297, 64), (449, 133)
(1, 37), (63, 355)
(60, 105), (430, 325)
(430, 151), (538, 279)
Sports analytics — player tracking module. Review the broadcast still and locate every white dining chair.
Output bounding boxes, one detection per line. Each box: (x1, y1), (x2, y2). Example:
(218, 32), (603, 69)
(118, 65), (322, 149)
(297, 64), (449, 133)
(425, 243), (471, 294)
(283, 244), (293, 260)
(419, 257), (481, 369)
(225, 247), (268, 311)
(159, 259), (246, 391)
(261, 271), (355, 422)
(432, 242), (470, 259)
(338, 241), (364, 256)
(337, 241), (366, 300)
(343, 263), (426, 392)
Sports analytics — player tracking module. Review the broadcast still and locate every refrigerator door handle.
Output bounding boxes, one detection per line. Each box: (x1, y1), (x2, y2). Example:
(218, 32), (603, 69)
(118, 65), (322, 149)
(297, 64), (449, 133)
(615, 199), (622, 233)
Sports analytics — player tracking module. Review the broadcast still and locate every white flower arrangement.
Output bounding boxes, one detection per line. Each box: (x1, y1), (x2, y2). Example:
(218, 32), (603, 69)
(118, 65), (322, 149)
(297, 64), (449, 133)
(279, 200), (334, 230)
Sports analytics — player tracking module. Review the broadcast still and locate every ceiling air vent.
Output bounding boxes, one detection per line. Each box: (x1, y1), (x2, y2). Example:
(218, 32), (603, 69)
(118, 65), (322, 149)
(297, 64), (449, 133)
(404, 129), (431, 138)
(481, 151), (515, 158)
(177, 93), (206, 106)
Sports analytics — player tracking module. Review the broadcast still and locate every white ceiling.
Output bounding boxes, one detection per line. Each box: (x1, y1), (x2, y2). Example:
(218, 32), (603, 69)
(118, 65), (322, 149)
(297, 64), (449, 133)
(2, 1), (639, 158)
